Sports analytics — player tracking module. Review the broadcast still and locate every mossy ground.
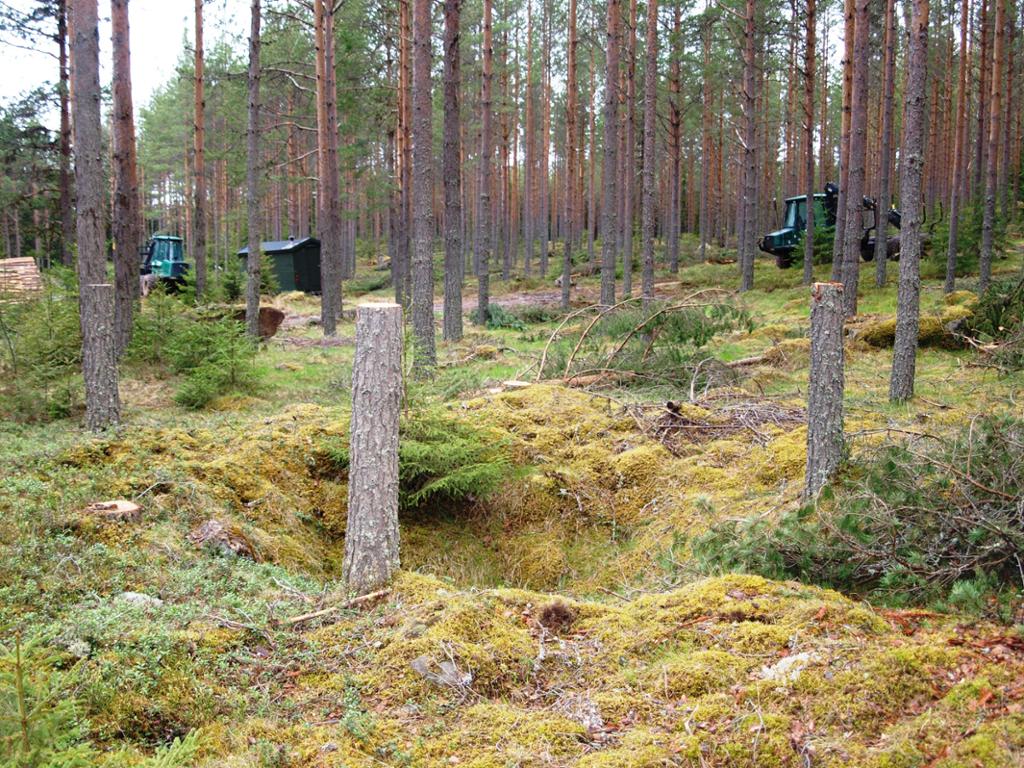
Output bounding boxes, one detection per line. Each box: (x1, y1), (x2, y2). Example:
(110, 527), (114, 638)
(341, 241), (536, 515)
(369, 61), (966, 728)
(2, 237), (1023, 766)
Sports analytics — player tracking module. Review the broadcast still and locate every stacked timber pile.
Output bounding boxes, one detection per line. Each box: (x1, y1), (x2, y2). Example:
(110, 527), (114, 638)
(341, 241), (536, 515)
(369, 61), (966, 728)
(0, 257), (43, 297)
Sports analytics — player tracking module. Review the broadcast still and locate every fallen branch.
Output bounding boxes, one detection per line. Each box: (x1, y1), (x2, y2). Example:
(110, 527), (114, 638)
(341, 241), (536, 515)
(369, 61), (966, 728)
(278, 588), (391, 626)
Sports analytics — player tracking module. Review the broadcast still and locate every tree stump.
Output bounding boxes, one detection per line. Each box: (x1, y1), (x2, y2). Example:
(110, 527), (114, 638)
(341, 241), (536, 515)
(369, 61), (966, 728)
(81, 283), (121, 432)
(343, 301), (403, 595)
(805, 282), (845, 500)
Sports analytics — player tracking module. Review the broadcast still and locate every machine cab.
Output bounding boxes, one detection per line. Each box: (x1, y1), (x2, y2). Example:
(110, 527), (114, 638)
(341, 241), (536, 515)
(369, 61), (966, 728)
(141, 235), (189, 281)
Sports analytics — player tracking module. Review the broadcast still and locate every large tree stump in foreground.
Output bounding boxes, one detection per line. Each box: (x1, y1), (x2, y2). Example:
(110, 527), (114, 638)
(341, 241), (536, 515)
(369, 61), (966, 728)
(343, 301), (403, 595)
(805, 282), (845, 500)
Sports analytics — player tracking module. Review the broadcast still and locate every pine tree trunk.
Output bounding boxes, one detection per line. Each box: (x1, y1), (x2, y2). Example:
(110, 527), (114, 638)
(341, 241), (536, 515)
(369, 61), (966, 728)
(343, 301), (403, 595)
(587, 39), (597, 267)
(739, 0), (756, 292)
(805, 281), (844, 499)
(562, 0), (578, 310)
(599, 0), (621, 305)
(945, 0), (970, 292)
(621, 0), (637, 298)
(998, 8), (1014, 219)
(890, 0), (930, 403)
(839, 0), (868, 316)
(974, 0), (991, 198)
(194, 0), (207, 299)
(640, 0), (657, 309)
(523, 3), (534, 279)
(874, 0), (896, 287)
(411, 0), (436, 372)
(443, 0), (463, 340)
(245, 0), (262, 338)
(58, 0), (74, 267)
(831, 0), (854, 281)
(111, 0), (140, 355)
(476, 0), (494, 324)
(979, 0), (1006, 291)
(802, 0), (817, 285)
(698, 13), (709, 266)
(72, 0), (120, 431)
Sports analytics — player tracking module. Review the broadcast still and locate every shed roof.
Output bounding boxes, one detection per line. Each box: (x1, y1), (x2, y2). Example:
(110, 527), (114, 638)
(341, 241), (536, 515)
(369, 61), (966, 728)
(0, 257), (43, 297)
(237, 237), (320, 256)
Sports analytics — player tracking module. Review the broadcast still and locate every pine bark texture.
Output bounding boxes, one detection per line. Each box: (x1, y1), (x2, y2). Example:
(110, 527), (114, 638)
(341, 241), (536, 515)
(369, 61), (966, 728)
(72, 0), (120, 431)
(343, 302), (403, 595)
(890, 0), (930, 403)
(316, 0), (344, 334)
(805, 282), (845, 499)
(476, 0), (494, 324)
(840, 0), (869, 317)
(58, 0), (73, 266)
(411, 0), (436, 371)
(620, 0), (637, 298)
(802, 0), (816, 285)
(979, 0), (1005, 291)
(945, 0), (970, 293)
(562, 0), (578, 310)
(739, 0), (757, 292)
(874, 0), (896, 287)
(442, 0), (463, 341)
(599, 0), (621, 306)
(245, 0), (262, 338)
(831, 0), (854, 281)
(640, 0), (657, 309)
(111, 0), (140, 355)
(194, 0), (207, 299)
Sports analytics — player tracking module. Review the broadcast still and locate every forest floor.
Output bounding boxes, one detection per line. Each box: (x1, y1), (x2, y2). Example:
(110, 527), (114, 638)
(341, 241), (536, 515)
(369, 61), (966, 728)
(2, 240), (1024, 767)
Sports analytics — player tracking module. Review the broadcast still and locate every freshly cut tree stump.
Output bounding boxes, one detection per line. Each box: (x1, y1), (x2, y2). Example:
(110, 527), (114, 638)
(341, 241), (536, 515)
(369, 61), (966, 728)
(343, 302), (403, 595)
(805, 282), (845, 500)
(83, 500), (141, 523)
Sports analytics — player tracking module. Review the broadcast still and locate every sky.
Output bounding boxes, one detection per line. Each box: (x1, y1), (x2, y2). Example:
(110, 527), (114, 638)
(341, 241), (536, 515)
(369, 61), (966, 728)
(0, 0), (250, 124)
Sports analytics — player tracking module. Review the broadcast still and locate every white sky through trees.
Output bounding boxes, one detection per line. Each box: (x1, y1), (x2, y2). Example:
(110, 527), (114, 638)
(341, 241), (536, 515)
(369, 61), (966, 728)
(0, 0), (249, 125)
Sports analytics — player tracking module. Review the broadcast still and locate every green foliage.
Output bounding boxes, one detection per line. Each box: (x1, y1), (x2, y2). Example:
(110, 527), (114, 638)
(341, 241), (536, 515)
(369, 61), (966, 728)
(260, 252), (280, 296)
(171, 319), (261, 409)
(540, 299), (752, 391)
(694, 416), (1024, 620)
(126, 286), (187, 366)
(965, 279), (1024, 341)
(0, 635), (96, 768)
(484, 304), (527, 331)
(322, 407), (513, 511)
(128, 293), (262, 409)
(963, 279), (1024, 371)
(347, 270), (392, 295)
(218, 265), (243, 303)
(0, 272), (83, 423)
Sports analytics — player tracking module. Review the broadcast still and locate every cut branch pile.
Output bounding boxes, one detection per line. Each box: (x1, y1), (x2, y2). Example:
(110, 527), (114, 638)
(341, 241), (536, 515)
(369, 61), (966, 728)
(626, 390), (806, 454)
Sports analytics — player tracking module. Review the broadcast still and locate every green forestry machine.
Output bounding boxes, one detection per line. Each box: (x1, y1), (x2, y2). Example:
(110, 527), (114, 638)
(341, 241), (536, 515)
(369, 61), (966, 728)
(140, 235), (190, 285)
(758, 182), (902, 269)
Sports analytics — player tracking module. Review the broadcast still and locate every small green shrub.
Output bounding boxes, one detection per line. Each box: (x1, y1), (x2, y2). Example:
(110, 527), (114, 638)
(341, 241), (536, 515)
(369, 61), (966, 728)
(347, 271), (392, 295)
(694, 415), (1024, 621)
(171, 319), (260, 409)
(126, 286), (186, 366)
(0, 635), (96, 767)
(963, 279), (1024, 371)
(321, 407), (513, 511)
(0, 273), (82, 423)
(219, 265), (243, 302)
(540, 299), (751, 390)
(484, 304), (527, 331)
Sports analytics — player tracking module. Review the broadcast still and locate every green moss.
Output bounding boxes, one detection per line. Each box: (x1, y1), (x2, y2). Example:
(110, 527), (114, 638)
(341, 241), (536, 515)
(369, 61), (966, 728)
(412, 702), (587, 766)
(644, 649), (752, 698)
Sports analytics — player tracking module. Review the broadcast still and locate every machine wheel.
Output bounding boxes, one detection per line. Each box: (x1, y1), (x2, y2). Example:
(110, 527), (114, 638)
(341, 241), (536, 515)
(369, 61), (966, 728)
(775, 253), (794, 269)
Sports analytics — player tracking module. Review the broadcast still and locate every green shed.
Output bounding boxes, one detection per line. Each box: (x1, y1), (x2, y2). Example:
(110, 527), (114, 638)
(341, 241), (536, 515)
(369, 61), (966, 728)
(237, 237), (322, 293)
